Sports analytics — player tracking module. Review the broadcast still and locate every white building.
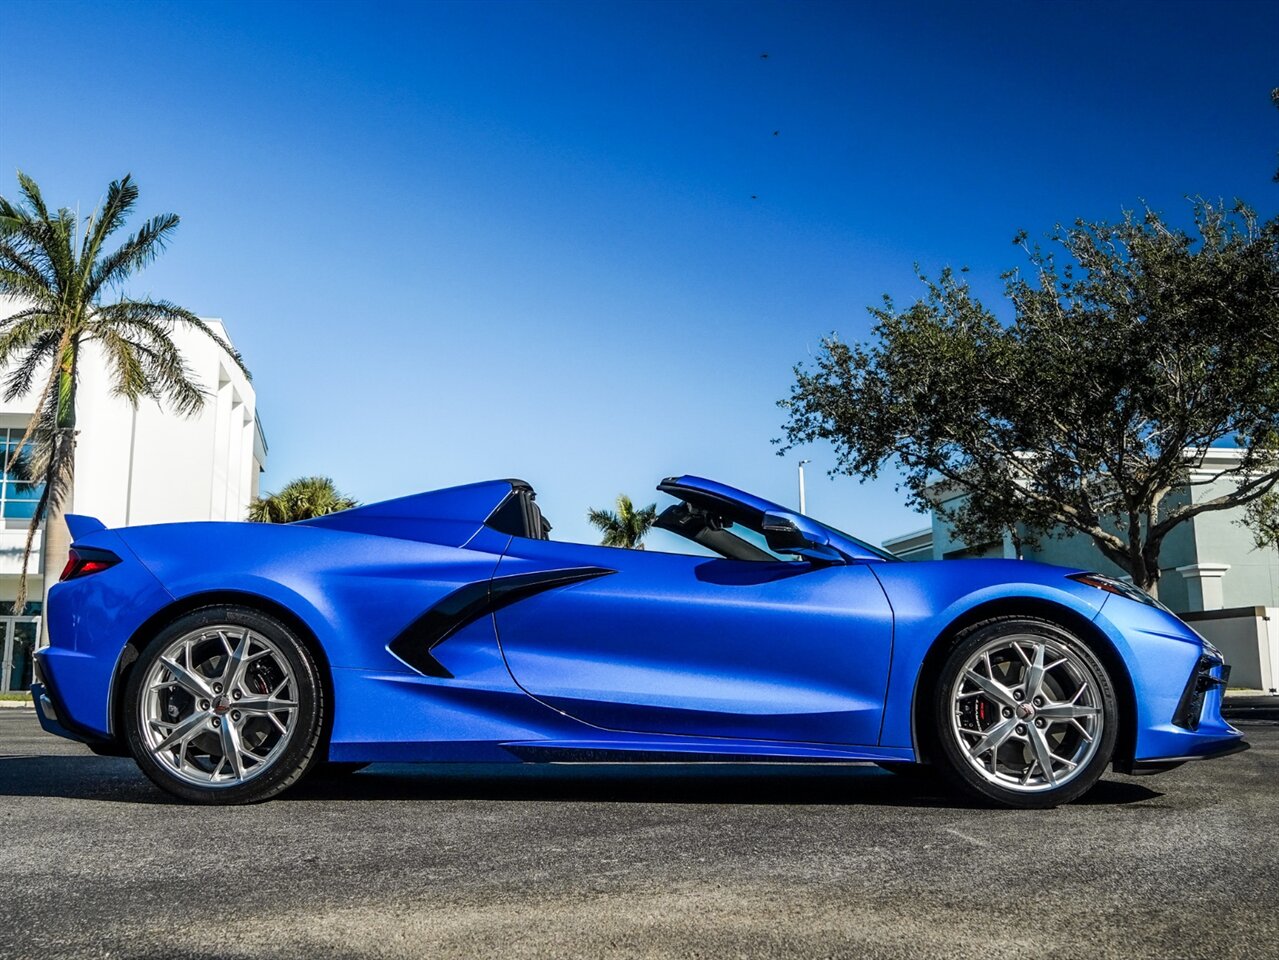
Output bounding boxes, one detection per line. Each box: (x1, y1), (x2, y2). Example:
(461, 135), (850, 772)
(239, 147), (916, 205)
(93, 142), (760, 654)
(0, 302), (265, 692)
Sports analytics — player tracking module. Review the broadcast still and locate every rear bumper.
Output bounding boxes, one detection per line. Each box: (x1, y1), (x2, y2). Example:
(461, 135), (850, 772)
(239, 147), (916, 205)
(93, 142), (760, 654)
(30, 652), (110, 746)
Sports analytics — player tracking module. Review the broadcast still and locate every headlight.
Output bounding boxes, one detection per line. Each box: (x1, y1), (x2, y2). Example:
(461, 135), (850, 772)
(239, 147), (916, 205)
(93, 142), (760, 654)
(1068, 572), (1224, 659)
(1067, 572), (1163, 607)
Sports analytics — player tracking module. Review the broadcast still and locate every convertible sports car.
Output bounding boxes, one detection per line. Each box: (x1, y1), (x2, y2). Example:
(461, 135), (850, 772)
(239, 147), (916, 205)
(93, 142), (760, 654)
(33, 475), (1245, 807)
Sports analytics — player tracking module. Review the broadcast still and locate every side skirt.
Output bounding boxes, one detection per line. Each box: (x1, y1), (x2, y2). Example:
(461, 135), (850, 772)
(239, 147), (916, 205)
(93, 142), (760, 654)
(501, 739), (914, 764)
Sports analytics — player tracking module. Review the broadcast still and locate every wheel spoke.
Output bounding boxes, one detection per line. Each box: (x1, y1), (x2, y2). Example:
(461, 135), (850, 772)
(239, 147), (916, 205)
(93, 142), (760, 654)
(967, 716), (1018, 760)
(157, 655), (213, 699)
(152, 710), (211, 752)
(219, 720), (247, 780)
(1023, 643), (1047, 700)
(963, 670), (1019, 709)
(1027, 724), (1058, 786)
(219, 631), (254, 689)
(235, 680), (296, 715)
(1037, 700), (1100, 721)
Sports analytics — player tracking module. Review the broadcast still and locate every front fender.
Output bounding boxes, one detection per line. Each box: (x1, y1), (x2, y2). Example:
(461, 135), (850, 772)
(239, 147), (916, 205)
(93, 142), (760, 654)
(872, 560), (1107, 749)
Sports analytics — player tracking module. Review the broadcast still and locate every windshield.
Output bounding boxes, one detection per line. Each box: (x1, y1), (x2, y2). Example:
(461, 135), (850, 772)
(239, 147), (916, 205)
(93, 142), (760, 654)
(656, 476), (898, 563)
(650, 492), (899, 563)
(807, 517), (900, 562)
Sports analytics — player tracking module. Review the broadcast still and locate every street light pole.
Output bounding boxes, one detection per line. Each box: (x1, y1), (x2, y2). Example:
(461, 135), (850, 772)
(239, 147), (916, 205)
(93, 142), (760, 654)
(797, 459), (811, 515)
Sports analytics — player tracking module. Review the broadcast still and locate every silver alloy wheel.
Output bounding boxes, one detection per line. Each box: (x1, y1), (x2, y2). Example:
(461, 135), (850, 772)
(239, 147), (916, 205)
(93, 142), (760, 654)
(139, 625), (299, 787)
(950, 634), (1103, 793)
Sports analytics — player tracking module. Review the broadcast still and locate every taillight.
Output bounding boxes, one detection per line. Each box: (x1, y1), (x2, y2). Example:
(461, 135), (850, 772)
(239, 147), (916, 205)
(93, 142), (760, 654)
(59, 547), (120, 582)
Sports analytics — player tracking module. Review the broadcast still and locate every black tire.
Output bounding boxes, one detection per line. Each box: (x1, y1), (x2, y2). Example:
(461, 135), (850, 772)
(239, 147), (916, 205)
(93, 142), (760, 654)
(930, 617), (1119, 808)
(123, 605), (326, 804)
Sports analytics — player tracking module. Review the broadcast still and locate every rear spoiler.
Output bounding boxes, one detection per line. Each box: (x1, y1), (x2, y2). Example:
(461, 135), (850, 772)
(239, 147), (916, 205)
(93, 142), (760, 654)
(65, 515), (107, 540)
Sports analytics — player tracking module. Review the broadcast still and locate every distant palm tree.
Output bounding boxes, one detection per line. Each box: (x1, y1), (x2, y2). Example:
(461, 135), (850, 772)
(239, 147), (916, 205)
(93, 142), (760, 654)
(0, 172), (249, 608)
(587, 494), (658, 549)
(248, 476), (358, 523)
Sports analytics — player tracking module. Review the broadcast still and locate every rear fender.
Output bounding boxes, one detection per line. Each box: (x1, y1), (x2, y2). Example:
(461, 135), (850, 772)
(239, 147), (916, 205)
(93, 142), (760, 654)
(116, 521), (506, 672)
(42, 530), (176, 738)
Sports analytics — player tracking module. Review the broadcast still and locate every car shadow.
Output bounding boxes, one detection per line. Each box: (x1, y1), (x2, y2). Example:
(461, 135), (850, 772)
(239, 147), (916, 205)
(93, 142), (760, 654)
(0, 754), (1164, 808)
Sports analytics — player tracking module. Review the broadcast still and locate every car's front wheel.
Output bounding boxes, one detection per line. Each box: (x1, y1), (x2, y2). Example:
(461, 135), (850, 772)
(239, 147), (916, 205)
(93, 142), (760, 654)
(931, 617), (1118, 808)
(123, 606), (325, 804)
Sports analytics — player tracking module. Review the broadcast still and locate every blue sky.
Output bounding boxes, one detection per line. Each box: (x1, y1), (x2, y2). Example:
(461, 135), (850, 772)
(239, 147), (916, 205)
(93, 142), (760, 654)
(1, 0), (1276, 547)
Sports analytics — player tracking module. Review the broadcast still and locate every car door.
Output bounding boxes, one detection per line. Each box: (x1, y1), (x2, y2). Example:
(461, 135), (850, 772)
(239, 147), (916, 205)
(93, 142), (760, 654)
(492, 537), (894, 746)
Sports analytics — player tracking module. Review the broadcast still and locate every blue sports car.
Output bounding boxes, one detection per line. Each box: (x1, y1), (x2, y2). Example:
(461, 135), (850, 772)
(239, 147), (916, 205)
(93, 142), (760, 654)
(32, 475), (1245, 807)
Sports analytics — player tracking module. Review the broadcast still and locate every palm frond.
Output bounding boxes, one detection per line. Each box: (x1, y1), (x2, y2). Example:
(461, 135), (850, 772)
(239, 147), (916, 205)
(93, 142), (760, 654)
(92, 313), (204, 413)
(13, 387), (76, 609)
(94, 326), (158, 407)
(2, 366), (57, 476)
(15, 172), (49, 222)
(0, 235), (57, 301)
(3, 328), (60, 402)
(86, 211), (179, 298)
(0, 198), (61, 288)
(43, 207), (78, 297)
(78, 175), (139, 273)
(97, 298), (251, 384)
(586, 495), (658, 548)
(247, 476), (358, 523)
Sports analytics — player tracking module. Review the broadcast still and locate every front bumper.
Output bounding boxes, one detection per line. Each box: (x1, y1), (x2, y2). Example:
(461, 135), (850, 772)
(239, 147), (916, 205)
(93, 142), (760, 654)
(1093, 596), (1246, 772)
(1117, 653), (1248, 773)
(1124, 736), (1251, 775)
(1174, 656), (1232, 731)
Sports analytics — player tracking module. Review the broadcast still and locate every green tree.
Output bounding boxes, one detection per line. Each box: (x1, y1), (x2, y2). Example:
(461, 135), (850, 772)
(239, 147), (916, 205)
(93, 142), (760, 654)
(248, 476), (358, 523)
(1244, 493), (1279, 549)
(0, 172), (249, 607)
(779, 200), (1279, 595)
(587, 494), (658, 549)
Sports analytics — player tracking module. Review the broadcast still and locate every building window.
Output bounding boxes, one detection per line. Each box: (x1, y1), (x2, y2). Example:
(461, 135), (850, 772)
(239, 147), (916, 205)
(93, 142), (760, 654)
(0, 427), (44, 522)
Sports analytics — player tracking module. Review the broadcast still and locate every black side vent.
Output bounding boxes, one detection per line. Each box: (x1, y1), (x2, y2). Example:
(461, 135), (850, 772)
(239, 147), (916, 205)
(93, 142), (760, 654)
(388, 566), (616, 678)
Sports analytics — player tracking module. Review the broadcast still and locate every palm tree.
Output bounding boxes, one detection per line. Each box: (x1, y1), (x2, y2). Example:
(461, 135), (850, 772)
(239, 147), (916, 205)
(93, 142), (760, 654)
(587, 494), (658, 549)
(0, 172), (249, 609)
(248, 476), (358, 523)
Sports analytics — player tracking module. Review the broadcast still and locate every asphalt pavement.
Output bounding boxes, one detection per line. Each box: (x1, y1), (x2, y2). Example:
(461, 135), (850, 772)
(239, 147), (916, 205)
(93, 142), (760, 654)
(1, 708), (1275, 960)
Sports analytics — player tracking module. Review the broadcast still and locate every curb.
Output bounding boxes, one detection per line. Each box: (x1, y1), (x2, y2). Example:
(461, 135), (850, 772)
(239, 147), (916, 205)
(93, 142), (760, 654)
(0, 701), (33, 711)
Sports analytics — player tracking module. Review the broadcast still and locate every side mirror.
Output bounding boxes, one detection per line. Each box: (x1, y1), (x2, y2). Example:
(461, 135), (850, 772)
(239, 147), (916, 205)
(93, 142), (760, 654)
(760, 512), (845, 565)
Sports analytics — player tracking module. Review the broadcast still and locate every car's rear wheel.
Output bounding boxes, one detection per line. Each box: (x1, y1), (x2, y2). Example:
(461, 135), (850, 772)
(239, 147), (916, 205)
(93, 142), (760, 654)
(123, 606), (325, 804)
(931, 618), (1118, 808)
